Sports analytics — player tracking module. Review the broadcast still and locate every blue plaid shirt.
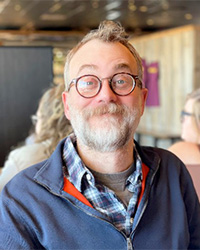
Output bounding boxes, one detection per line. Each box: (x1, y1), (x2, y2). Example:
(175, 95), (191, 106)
(63, 134), (143, 236)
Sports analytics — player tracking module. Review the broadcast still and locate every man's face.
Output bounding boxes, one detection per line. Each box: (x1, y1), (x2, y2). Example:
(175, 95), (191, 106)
(63, 39), (148, 152)
(181, 99), (200, 143)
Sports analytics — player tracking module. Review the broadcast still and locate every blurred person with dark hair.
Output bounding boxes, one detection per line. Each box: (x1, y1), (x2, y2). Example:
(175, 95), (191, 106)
(0, 21), (199, 249)
(0, 83), (72, 191)
(168, 88), (200, 199)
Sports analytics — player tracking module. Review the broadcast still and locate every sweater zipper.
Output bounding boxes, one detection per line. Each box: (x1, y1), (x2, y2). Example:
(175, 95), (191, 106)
(37, 181), (133, 248)
(35, 180), (148, 250)
(127, 237), (134, 250)
(131, 166), (158, 234)
(60, 193), (138, 250)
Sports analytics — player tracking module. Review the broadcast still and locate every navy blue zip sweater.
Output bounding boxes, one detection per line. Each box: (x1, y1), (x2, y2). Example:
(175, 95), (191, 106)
(0, 138), (199, 249)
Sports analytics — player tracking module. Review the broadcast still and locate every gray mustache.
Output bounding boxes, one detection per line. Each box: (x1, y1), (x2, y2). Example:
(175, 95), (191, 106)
(84, 103), (126, 118)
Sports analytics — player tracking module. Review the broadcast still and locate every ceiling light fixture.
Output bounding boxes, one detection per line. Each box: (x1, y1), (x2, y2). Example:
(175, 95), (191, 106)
(106, 10), (121, 20)
(184, 13), (193, 20)
(105, 1), (122, 11)
(49, 3), (62, 13)
(139, 6), (148, 12)
(14, 4), (21, 11)
(128, 3), (137, 11)
(146, 19), (154, 26)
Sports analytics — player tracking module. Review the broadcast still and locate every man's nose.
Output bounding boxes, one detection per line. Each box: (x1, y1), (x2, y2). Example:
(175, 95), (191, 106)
(96, 79), (118, 103)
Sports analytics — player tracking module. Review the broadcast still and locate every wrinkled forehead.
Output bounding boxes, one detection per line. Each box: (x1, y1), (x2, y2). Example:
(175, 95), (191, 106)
(68, 39), (138, 78)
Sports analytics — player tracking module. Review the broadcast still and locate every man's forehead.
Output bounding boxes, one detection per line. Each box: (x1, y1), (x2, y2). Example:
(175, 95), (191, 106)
(68, 40), (138, 77)
(71, 39), (134, 61)
(76, 63), (133, 76)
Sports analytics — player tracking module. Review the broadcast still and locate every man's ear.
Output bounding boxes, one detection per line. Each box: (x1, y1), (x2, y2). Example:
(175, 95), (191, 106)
(141, 88), (148, 115)
(62, 91), (71, 120)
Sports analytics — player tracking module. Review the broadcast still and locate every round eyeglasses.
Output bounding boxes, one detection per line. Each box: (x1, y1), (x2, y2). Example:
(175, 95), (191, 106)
(68, 72), (142, 98)
(180, 110), (194, 122)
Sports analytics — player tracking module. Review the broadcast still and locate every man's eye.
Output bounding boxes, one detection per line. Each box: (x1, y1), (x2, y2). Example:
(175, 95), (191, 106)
(79, 80), (94, 87)
(116, 80), (125, 84)
(86, 81), (94, 85)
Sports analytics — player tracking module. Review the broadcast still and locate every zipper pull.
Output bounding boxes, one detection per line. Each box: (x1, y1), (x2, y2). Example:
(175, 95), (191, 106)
(127, 237), (134, 250)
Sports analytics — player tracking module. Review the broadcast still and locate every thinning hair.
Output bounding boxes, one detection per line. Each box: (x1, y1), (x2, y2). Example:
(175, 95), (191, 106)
(64, 20), (143, 89)
(35, 83), (72, 155)
(187, 88), (200, 130)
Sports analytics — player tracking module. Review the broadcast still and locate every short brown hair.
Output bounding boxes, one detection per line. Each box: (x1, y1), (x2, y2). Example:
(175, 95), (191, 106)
(64, 20), (143, 89)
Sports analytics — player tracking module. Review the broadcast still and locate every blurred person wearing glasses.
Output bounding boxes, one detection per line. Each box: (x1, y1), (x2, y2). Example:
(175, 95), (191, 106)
(0, 83), (72, 192)
(168, 88), (200, 199)
(0, 21), (199, 249)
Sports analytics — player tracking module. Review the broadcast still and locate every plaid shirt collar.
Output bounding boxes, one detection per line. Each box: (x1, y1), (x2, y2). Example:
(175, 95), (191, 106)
(62, 133), (143, 193)
(63, 134), (94, 192)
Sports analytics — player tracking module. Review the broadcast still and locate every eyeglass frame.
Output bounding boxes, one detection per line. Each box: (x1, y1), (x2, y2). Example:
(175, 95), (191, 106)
(67, 72), (143, 98)
(180, 110), (194, 122)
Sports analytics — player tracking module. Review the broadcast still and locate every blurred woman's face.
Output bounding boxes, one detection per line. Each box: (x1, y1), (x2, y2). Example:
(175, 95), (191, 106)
(181, 98), (200, 143)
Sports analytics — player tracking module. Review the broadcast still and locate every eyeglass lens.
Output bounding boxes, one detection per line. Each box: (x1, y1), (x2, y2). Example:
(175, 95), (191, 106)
(76, 73), (136, 98)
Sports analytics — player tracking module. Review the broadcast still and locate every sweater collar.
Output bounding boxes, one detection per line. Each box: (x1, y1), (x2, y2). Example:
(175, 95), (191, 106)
(33, 136), (161, 195)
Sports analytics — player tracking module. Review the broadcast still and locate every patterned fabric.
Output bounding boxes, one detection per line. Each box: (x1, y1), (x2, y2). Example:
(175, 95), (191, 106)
(63, 134), (143, 236)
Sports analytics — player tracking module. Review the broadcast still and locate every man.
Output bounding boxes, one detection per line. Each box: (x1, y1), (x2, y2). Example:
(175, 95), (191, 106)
(0, 21), (199, 249)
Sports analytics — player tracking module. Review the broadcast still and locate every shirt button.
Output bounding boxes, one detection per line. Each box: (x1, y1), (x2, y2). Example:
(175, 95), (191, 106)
(86, 173), (93, 186)
(86, 173), (92, 181)
(130, 217), (134, 224)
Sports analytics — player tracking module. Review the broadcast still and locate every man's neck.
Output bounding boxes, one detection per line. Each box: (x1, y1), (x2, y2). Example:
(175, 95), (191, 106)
(76, 139), (134, 174)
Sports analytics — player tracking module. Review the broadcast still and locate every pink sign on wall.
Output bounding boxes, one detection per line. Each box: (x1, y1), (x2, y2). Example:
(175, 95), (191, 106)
(142, 60), (160, 107)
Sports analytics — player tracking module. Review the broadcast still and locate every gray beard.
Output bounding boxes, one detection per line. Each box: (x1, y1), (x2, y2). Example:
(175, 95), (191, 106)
(68, 103), (141, 152)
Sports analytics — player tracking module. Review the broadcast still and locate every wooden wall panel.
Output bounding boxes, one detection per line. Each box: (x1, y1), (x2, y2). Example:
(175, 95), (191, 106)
(130, 25), (199, 138)
(193, 26), (200, 89)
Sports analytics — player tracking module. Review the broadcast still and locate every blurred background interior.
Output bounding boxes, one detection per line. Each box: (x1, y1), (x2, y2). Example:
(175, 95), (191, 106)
(1, 0), (200, 166)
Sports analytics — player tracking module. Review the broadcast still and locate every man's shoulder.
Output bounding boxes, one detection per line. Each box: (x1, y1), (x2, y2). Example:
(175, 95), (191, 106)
(137, 143), (179, 164)
(140, 144), (171, 154)
(4, 139), (66, 195)
(9, 158), (47, 184)
(137, 143), (188, 177)
(0, 158), (47, 201)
